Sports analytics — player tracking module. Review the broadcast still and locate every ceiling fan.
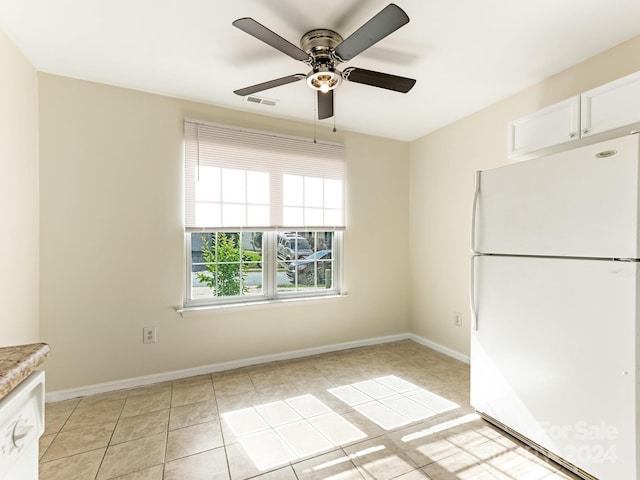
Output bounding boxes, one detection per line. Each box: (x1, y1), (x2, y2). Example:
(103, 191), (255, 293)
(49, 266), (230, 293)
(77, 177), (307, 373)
(232, 3), (416, 120)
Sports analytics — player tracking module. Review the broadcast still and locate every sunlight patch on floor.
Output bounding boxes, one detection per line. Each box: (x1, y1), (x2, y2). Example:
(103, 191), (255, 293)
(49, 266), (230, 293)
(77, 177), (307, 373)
(222, 375), (460, 471)
(222, 393), (366, 470)
(329, 375), (459, 430)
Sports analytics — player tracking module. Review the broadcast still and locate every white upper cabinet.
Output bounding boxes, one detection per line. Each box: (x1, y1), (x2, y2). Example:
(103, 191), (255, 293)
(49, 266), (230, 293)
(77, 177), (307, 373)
(508, 70), (640, 160)
(581, 70), (640, 138)
(507, 96), (580, 160)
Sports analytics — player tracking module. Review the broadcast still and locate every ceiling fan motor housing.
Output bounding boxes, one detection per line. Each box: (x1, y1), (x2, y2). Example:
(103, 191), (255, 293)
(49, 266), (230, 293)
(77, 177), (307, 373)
(301, 29), (344, 92)
(300, 29), (343, 59)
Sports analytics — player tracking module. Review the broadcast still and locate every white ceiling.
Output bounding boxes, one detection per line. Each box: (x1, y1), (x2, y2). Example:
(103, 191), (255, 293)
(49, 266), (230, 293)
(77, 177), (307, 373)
(1, 0), (640, 141)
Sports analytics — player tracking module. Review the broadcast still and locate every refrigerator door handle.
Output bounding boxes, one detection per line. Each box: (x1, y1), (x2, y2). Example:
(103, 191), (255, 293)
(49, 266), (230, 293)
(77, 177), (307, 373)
(471, 171), (481, 254)
(470, 254), (479, 331)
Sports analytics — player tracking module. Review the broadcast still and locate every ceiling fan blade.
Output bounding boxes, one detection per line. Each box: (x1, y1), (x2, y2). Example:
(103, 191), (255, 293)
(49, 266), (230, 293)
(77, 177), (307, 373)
(334, 4), (409, 62)
(234, 74), (306, 96)
(343, 67), (416, 93)
(317, 90), (334, 119)
(233, 18), (311, 62)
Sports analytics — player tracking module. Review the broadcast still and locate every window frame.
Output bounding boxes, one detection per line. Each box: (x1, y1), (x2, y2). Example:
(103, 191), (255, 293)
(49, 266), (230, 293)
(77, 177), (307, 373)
(183, 230), (343, 309)
(182, 119), (346, 310)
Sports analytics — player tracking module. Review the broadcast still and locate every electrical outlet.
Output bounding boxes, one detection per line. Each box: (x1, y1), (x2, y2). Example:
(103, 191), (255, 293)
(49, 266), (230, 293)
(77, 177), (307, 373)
(453, 312), (462, 328)
(143, 326), (156, 344)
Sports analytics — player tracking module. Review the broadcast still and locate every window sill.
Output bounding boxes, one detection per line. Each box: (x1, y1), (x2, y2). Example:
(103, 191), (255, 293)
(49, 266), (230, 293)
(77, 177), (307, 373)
(176, 293), (347, 317)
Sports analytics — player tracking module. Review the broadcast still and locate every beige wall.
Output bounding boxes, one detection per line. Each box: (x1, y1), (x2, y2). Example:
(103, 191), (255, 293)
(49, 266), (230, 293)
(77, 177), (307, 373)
(0, 30), (39, 346)
(409, 35), (640, 356)
(18, 30), (640, 391)
(38, 74), (411, 391)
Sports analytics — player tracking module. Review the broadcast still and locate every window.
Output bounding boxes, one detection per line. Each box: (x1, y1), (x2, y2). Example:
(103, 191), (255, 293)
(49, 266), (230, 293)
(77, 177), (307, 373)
(183, 120), (345, 308)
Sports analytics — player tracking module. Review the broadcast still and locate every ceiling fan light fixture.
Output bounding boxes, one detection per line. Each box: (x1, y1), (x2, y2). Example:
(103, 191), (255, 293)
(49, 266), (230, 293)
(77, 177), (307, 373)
(307, 68), (342, 93)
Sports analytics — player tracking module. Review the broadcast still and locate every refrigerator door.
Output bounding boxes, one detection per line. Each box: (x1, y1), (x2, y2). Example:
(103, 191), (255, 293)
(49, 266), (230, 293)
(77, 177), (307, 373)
(473, 135), (640, 258)
(470, 254), (638, 480)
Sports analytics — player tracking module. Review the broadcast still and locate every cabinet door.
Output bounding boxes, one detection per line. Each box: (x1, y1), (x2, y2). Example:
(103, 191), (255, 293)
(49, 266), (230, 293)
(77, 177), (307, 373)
(581, 70), (640, 137)
(507, 96), (580, 160)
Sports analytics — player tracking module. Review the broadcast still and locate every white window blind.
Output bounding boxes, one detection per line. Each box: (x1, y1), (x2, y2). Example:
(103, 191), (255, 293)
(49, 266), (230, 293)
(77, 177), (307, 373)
(184, 120), (345, 230)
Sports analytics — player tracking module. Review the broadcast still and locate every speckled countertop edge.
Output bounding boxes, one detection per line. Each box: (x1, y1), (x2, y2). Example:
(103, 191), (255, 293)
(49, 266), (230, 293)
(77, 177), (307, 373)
(0, 343), (50, 401)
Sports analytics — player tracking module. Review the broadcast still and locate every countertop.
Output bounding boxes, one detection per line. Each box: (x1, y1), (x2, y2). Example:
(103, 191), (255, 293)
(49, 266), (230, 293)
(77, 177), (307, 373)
(0, 343), (50, 401)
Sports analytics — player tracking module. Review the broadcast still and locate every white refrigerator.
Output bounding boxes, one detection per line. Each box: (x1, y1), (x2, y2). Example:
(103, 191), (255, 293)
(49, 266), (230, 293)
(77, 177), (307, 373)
(470, 134), (639, 480)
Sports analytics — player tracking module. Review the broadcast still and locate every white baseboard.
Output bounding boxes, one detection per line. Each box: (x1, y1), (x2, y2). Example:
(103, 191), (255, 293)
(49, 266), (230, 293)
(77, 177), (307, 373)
(408, 334), (470, 365)
(46, 332), (469, 403)
(45, 333), (409, 402)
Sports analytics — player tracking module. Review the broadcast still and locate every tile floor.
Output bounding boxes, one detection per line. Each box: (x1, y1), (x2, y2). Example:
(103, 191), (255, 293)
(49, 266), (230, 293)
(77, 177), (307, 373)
(39, 340), (582, 480)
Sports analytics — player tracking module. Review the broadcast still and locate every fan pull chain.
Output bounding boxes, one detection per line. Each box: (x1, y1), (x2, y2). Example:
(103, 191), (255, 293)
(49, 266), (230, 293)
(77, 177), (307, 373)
(332, 91), (337, 133)
(196, 124), (201, 181)
(313, 92), (318, 143)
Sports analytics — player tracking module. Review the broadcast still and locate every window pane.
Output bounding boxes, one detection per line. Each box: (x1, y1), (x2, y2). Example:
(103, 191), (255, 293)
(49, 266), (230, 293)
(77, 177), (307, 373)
(283, 206), (303, 226)
(279, 231), (334, 293)
(283, 174), (303, 206)
(222, 168), (246, 203)
(304, 177), (323, 208)
(324, 209), (343, 226)
(222, 204), (246, 227)
(196, 202), (221, 226)
(247, 205), (270, 226)
(247, 171), (269, 204)
(190, 232), (263, 300)
(196, 166), (221, 202)
(277, 232), (313, 261)
(324, 179), (342, 209)
(304, 207), (323, 226)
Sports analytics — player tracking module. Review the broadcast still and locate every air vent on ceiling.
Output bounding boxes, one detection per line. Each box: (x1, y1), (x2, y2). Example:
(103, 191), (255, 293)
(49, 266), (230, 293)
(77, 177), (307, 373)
(244, 95), (278, 107)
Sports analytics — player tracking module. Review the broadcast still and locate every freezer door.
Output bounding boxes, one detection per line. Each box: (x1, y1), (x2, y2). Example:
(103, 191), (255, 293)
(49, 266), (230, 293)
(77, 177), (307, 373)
(473, 135), (640, 258)
(470, 255), (638, 480)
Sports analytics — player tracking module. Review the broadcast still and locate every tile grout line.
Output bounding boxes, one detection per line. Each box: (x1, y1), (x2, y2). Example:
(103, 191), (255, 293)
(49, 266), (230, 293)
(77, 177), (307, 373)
(210, 373), (235, 480)
(40, 398), (82, 461)
(95, 396), (126, 480)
